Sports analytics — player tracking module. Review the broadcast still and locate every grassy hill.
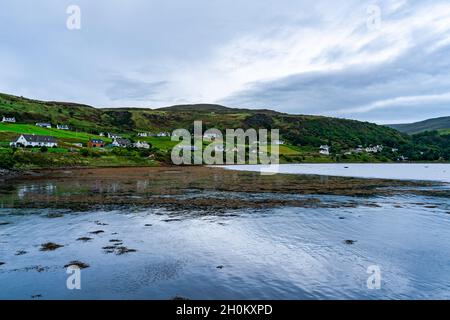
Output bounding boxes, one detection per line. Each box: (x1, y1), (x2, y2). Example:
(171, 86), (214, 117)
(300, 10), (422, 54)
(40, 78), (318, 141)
(0, 92), (435, 155)
(0, 123), (110, 144)
(0, 93), (115, 133)
(388, 116), (450, 134)
(0, 92), (410, 150)
(1, 92), (449, 165)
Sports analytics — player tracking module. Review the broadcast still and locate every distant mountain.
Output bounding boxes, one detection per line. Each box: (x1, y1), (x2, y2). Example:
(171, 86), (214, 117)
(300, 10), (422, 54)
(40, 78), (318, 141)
(156, 103), (279, 114)
(388, 116), (450, 134)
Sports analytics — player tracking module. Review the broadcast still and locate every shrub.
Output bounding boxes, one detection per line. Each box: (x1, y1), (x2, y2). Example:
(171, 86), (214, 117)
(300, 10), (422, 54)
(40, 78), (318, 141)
(0, 152), (16, 169)
(80, 148), (89, 157)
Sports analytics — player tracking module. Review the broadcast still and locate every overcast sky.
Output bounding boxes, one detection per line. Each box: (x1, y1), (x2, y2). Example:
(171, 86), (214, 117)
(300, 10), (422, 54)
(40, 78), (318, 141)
(1, 0), (450, 123)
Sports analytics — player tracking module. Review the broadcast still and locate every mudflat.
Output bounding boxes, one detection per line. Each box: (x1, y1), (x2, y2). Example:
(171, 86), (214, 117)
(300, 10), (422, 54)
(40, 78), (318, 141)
(0, 166), (446, 211)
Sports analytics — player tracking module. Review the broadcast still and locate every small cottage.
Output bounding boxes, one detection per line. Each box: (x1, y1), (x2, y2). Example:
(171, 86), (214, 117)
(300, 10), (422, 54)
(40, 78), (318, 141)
(2, 116), (16, 123)
(112, 138), (132, 148)
(88, 139), (105, 148)
(107, 133), (122, 139)
(319, 145), (330, 155)
(133, 141), (151, 149)
(36, 122), (52, 128)
(137, 132), (148, 137)
(11, 134), (57, 148)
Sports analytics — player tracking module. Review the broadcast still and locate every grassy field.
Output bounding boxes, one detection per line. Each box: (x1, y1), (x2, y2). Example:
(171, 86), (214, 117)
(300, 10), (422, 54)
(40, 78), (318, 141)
(0, 123), (111, 144)
(138, 136), (178, 151)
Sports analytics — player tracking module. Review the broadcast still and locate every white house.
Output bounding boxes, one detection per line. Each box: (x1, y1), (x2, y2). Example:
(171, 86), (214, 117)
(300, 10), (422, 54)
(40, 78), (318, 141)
(107, 133), (122, 139)
(10, 134), (57, 148)
(366, 145), (383, 153)
(2, 116), (16, 123)
(157, 132), (170, 137)
(272, 140), (285, 145)
(57, 124), (69, 130)
(36, 122), (52, 128)
(137, 132), (148, 137)
(112, 138), (131, 148)
(319, 145), (330, 155)
(133, 141), (151, 149)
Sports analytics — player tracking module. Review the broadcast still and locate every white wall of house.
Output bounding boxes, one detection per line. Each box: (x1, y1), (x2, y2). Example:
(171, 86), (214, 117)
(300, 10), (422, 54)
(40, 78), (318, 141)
(133, 141), (150, 149)
(11, 135), (57, 148)
(2, 117), (16, 123)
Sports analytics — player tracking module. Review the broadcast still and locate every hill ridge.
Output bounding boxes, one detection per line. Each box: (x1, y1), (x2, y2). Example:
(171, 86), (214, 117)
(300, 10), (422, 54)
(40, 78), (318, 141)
(388, 116), (450, 134)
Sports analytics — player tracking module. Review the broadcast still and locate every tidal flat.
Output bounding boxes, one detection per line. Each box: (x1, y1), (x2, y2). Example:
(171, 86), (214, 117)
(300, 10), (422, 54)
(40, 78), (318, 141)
(0, 166), (449, 299)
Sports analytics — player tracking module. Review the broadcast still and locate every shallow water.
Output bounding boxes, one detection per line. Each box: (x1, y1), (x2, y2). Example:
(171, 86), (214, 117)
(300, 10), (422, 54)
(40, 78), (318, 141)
(220, 163), (450, 182)
(0, 167), (449, 299)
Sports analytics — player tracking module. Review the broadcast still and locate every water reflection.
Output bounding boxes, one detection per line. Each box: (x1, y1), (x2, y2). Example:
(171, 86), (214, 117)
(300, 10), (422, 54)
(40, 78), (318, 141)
(17, 183), (57, 199)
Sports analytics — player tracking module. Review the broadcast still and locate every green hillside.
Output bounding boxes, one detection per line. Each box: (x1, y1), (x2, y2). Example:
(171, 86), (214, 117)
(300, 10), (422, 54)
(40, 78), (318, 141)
(1, 92), (449, 163)
(0, 92), (409, 150)
(0, 123), (110, 144)
(0, 93), (115, 133)
(388, 116), (450, 134)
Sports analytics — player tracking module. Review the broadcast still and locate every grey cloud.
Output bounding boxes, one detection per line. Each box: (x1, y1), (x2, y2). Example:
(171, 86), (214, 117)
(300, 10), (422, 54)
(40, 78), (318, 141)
(0, 0), (449, 122)
(105, 76), (167, 101)
(221, 35), (450, 123)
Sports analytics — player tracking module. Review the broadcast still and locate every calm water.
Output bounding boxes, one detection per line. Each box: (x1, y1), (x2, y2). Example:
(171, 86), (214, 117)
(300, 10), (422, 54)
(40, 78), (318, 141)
(0, 166), (449, 300)
(220, 163), (450, 182)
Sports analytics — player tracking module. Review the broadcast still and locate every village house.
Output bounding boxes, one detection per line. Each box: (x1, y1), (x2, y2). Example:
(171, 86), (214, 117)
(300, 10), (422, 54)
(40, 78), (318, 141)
(319, 145), (330, 155)
(107, 133), (122, 139)
(272, 140), (285, 145)
(10, 134), (57, 148)
(137, 132), (148, 137)
(157, 132), (170, 137)
(2, 116), (16, 123)
(57, 124), (69, 130)
(36, 122), (52, 128)
(88, 139), (105, 148)
(133, 141), (151, 149)
(365, 145), (383, 153)
(112, 138), (132, 148)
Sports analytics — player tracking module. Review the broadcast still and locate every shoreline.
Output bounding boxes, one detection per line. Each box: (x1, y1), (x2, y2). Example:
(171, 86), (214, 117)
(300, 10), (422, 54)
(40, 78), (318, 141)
(1, 166), (447, 212)
(218, 163), (450, 183)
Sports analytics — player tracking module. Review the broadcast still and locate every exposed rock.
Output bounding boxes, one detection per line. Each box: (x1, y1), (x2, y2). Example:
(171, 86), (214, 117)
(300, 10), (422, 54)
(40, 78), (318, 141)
(115, 246), (137, 255)
(76, 237), (93, 242)
(64, 261), (90, 269)
(40, 242), (64, 251)
(90, 230), (104, 235)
